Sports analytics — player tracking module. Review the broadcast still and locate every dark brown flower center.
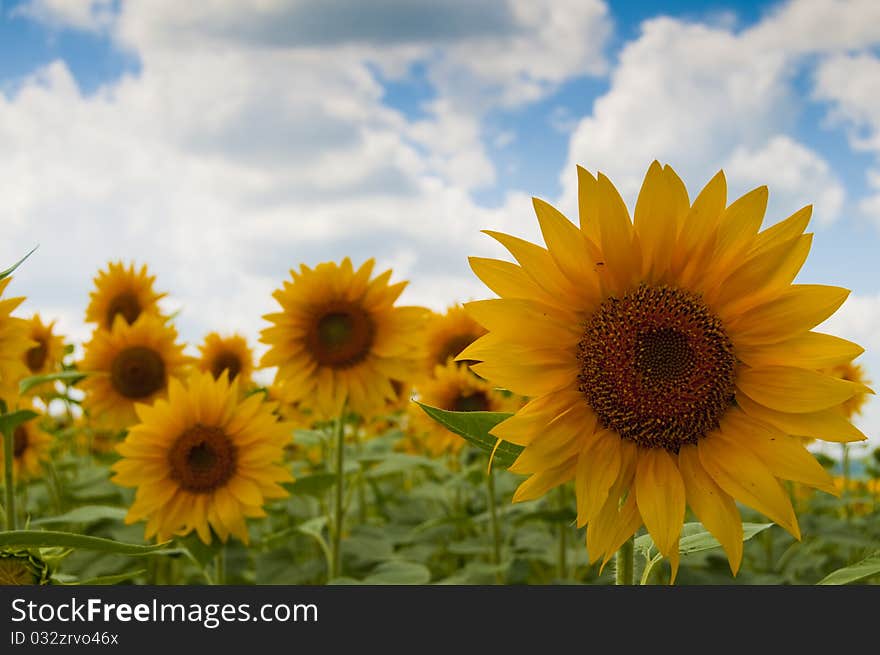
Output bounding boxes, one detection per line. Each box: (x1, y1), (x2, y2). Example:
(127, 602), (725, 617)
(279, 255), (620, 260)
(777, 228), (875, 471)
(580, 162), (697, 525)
(25, 338), (48, 373)
(210, 351), (243, 381)
(106, 292), (142, 329)
(437, 333), (480, 368)
(577, 284), (736, 452)
(452, 391), (490, 412)
(13, 426), (28, 458)
(168, 425), (237, 493)
(110, 346), (166, 399)
(306, 303), (375, 369)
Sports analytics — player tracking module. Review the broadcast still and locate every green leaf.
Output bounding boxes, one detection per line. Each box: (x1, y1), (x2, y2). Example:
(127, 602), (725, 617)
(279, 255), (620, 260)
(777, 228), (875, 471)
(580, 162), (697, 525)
(635, 522), (773, 558)
(0, 246), (38, 281)
(19, 370), (88, 395)
(30, 506), (128, 526)
(60, 569), (146, 585)
(363, 560), (431, 584)
(0, 530), (171, 555)
(0, 410), (38, 436)
(415, 403), (520, 469)
(817, 551), (880, 585)
(289, 472), (338, 497)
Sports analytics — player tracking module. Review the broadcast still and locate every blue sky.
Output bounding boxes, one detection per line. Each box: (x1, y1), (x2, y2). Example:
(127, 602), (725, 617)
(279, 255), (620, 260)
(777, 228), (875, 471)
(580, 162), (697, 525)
(1, 0), (878, 443)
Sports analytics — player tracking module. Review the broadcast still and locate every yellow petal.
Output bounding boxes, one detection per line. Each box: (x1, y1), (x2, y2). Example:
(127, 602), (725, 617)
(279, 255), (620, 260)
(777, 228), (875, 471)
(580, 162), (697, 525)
(468, 257), (559, 306)
(736, 331), (864, 370)
(712, 185), (768, 271)
(577, 165), (601, 245)
(533, 197), (602, 301)
(698, 433), (800, 539)
(633, 161), (687, 281)
(482, 230), (584, 302)
(728, 285), (850, 346)
(721, 408), (837, 495)
(634, 448), (685, 559)
(678, 445), (743, 574)
(750, 205), (811, 256)
(598, 493), (643, 571)
(711, 234), (811, 318)
(596, 172), (639, 293)
(674, 170), (726, 283)
(737, 365), (870, 413)
(575, 430), (621, 526)
(512, 458), (577, 502)
(736, 392), (867, 443)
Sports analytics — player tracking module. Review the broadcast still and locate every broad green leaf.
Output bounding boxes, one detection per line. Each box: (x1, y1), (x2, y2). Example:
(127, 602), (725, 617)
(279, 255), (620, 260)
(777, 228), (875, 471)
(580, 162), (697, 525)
(0, 409), (38, 436)
(363, 560), (431, 584)
(415, 403), (521, 468)
(19, 370), (88, 395)
(30, 505), (128, 526)
(0, 530), (171, 555)
(289, 472), (338, 497)
(635, 522), (773, 558)
(817, 551), (880, 585)
(0, 246), (37, 281)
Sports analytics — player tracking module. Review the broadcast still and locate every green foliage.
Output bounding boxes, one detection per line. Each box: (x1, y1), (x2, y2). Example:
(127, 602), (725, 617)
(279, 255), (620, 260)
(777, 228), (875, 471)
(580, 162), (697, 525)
(415, 402), (522, 468)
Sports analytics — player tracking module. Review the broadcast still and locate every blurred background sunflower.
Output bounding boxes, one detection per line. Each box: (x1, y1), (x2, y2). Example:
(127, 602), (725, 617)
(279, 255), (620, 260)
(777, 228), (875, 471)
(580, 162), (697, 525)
(79, 314), (189, 430)
(260, 258), (428, 420)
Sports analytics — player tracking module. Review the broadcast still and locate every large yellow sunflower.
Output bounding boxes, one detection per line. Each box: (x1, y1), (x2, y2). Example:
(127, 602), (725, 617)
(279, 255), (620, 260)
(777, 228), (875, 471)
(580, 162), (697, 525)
(260, 258), (428, 419)
(80, 314), (189, 430)
(0, 277), (34, 402)
(197, 332), (254, 387)
(111, 371), (293, 544)
(1, 413), (53, 481)
(85, 261), (166, 330)
(825, 361), (871, 419)
(424, 305), (487, 374)
(410, 361), (517, 457)
(22, 314), (65, 378)
(460, 162), (871, 577)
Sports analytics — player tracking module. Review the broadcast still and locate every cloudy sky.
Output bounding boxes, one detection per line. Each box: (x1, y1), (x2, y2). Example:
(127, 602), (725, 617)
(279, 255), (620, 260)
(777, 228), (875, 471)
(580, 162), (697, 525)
(1, 0), (878, 446)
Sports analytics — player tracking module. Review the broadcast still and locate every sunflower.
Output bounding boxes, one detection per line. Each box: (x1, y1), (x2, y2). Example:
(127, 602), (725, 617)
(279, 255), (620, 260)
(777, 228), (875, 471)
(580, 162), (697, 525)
(80, 314), (189, 430)
(424, 305), (487, 374)
(0, 414), (53, 481)
(260, 258), (427, 420)
(461, 162), (871, 577)
(197, 332), (254, 386)
(22, 314), (65, 378)
(0, 277), (34, 402)
(85, 261), (166, 330)
(111, 371), (293, 544)
(824, 361), (871, 419)
(410, 361), (516, 457)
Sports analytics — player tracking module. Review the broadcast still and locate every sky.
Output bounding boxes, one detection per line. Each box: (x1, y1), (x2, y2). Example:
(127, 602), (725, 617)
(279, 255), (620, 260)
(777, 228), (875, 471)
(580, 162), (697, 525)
(0, 0), (878, 448)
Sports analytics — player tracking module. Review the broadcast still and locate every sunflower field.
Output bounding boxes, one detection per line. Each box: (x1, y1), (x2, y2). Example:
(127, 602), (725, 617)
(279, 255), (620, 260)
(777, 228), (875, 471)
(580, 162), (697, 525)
(1, 165), (878, 587)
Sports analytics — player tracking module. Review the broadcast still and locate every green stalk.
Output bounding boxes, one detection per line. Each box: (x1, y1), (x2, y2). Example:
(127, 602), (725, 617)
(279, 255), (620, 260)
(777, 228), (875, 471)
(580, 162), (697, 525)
(3, 426), (15, 531)
(214, 545), (226, 585)
(556, 486), (567, 581)
(615, 536), (634, 585)
(329, 410), (346, 580)
(486, 466), (502, 584)
(842, 443), (851, 520)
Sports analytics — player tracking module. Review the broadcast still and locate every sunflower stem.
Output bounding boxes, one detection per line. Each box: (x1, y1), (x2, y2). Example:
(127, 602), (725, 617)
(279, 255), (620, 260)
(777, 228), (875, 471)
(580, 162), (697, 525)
(214, 545), (226, 585)
(2, 423), (16, 531)
(841, 443), (851, 520)
(615, 536), (634, 585)
(329, 409), (346, 581)
(486, 465), (502, 584)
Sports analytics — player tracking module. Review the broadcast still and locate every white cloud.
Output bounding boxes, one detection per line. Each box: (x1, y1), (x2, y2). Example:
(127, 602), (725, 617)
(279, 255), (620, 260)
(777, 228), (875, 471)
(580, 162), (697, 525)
(723, 136), (845, 225)
(12, 0), (116, 32)
(814, 52), (880, 225)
